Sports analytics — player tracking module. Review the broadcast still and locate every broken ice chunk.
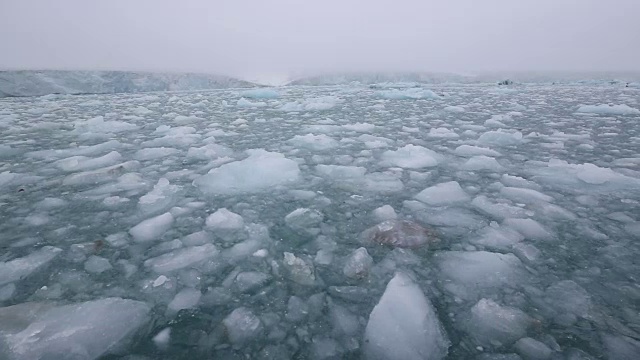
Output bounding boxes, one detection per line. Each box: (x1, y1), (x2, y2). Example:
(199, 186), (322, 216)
(415, 181), (470, 206)
(464, 298), (532, 348)
(503, 218), (554, 241)
(462, 156), (504, 172)
(380, 145), (440, 169)
(372, 205), (398, 222)
(167, 288), (201, 314)
(206, 208), (246, 243)
(343, 247), (373, 279)
(0, 246), (62, 286)
(363, 272), (449, 360)
(361, 220), (438, 249)
(514, 337), (553, 360)
(138, 178), (181, 216)
(285, 208), (324, 236)
(434, 251), (528, 301)
(144, 244), (219, 273)
(193, 149), (300, 195)
(0, 298), (150, 360)
(282, 252), (316, 286)
(223, 307), (264, 347)
(129, 212), (174, 243)
(285, 296), (309, 323)
(234, 271), (270, 293)
(84, 255), (113, 274)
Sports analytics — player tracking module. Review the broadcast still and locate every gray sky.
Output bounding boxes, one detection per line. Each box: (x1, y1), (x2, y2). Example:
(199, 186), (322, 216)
(1, 0), (639, 79)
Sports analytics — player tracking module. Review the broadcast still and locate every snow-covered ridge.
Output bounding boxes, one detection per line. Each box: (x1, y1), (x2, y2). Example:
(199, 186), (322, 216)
(0, 70), (258, 98)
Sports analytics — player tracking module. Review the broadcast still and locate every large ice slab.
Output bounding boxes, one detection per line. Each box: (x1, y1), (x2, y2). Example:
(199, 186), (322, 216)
(0, 297), (150, 360)
(194, 149), (300, 194)
(129, 212), (175, 243)
(380, 145), (440, 169)
(529, 159), (640, 192)
(434, 251), (528, 301)
(0, 246), (62, 286)
(464, 298), (532, 348)
(576, 104), (640, 115)
(363, 272), (449, 360)
(288, 133), (339, 151)
(477, 130), (523, 146)
(376, 88), (439, 100)
(144, 244), (219, 273)
(415, 181), (470, 206)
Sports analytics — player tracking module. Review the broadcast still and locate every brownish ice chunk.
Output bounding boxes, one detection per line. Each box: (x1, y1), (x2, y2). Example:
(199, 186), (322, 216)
(360, 219), (439, 249)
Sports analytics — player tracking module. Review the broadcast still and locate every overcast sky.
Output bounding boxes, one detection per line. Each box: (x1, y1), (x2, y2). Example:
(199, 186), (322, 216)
(1, 0), (639, 79)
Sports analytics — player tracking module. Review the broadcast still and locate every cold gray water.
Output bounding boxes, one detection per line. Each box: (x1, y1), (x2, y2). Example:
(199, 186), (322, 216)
(0, 83), (639, 359)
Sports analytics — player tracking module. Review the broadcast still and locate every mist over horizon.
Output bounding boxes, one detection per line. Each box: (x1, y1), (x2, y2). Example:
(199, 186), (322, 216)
(2, 0), (640, 81)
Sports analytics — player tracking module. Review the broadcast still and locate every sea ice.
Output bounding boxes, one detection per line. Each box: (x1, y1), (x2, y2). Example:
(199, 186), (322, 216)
(415, 181), (470, 206)
(288, 133), (339, 151)
(464, 298), (532, 348)
(434, 251), (527, 301)
(454, 145), (502, 157)
(223, 307), (264, 347)
(144, 244), (219, 273)
(477, 130), (523, 146)
(129, 212), (175, 243)
(167, 288), (201, 314)
(576, 104), (640, 115)
(194, 149), (300, 194)
(363, 272), (449, 360)
(376, 88), (439, 100)
(380, 145), (440, 168)
(0, 298), (150, 360)
(428, 127), (459, 139)
(0, 246), (62, 286)
(241, 88), (280, 99)
(343, 247), (373, 279)
(462, 155), (504, 171)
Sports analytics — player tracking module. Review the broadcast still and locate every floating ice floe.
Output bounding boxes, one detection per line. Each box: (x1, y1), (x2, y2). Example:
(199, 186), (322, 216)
(380, 145), (440, 169)
(415, 181), (470, 206)
(194, 149), (300, 195)
(241, 88), (280, 99)
(288, 133), (339, 151)
(576, 104), (640, 115)
(363, 272), (449, 360)
(0, 298), (150, 360)
(376, 88), (439, 100)
(477, 129), (523, 147)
